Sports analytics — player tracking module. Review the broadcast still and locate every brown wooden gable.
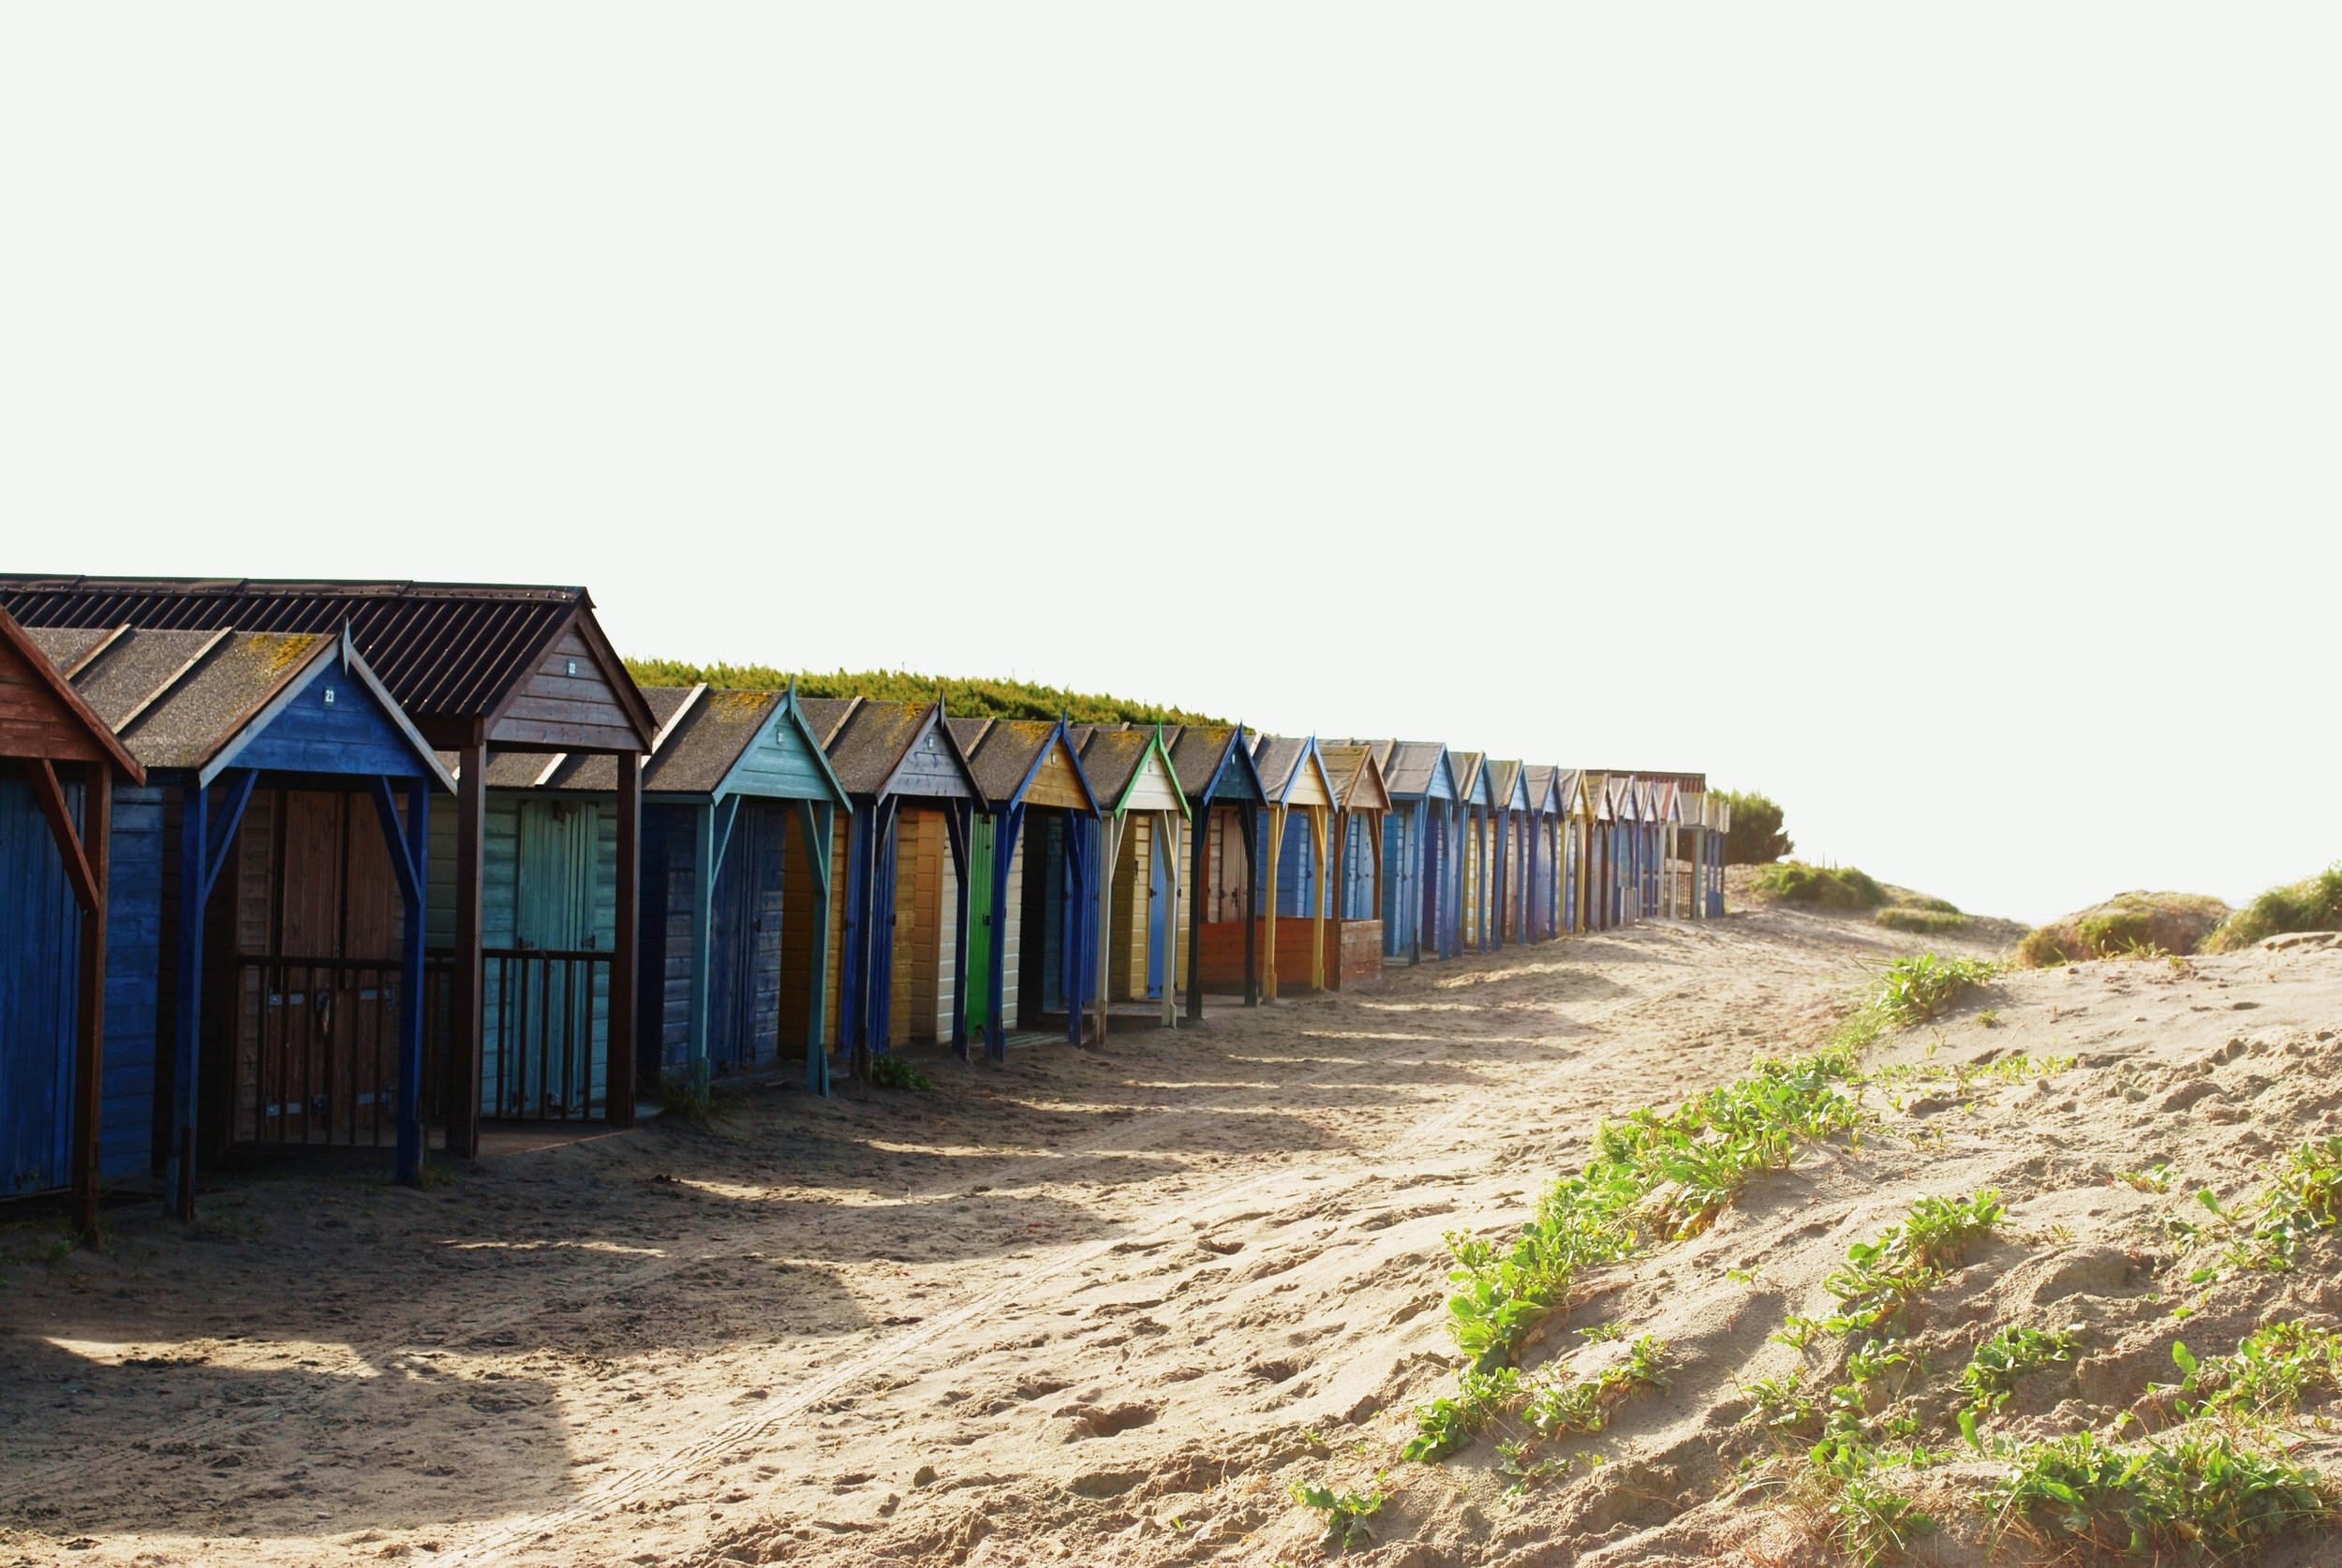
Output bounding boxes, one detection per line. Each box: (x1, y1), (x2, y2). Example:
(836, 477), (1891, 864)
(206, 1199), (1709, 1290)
(0, 611), (142, 777)
(485, 617), (650, 754)
(1282, 748), (1336, 809)
(1024, 735), (1092, 811)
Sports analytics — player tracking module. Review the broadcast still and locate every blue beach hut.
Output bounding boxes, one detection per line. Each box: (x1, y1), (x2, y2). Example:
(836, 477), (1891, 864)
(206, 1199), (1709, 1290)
(27, 625), (451, 1217)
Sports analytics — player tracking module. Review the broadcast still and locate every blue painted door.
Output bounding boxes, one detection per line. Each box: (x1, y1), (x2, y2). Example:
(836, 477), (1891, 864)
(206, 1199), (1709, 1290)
(507, 799), (600, 1116)
(1, 778), (79, 1193)
(1145, 821), (1168, 998)
(710, 803), (784, 1072)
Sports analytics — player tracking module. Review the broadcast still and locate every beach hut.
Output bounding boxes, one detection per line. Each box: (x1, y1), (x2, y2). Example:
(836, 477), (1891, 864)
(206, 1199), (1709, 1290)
(0, 579), (659, 1163)
(1155, 725), (1267, 1012)
(1247, 735), (1340, 998)
(1071, 726), (1189, 1039)
(511, 684), (852, 1096)
(1640, 777), (1677, 920)
(0, 610), (145, 1232)
(1452, 753), (1494, 954)
(1356, 741), (1460, 963)
(1707, 794), (1730, 917)
(21, 624), (451, 1218)
(1488, 762), (1534, 946)
(795, 699), (980, 1061)
(1519, 765), (1561, 943)
(1317, 742), (1391, 987)
(946, 717), (1101, 1058)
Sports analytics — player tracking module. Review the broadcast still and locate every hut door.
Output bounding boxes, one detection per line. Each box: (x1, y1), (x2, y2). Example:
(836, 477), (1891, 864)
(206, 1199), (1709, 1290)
(1146, 819), (1168, 998)
(709, 803), (780, 1072)
(0, 776), (81, 1194)
(509, 799), (600, 1117)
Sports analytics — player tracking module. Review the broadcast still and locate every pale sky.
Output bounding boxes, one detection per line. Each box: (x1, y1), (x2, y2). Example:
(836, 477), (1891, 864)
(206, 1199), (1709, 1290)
(4, 7), (2335, 925)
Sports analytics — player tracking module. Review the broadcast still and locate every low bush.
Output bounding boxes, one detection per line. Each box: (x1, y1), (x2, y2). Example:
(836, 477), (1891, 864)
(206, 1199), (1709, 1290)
(1751, 862), (1888, 910)
(869, 1054), (933, 1092)
(2203, 865), (2342, 953)
(1875, 907), (1967, 934)
(2015, 892), (2229, 967)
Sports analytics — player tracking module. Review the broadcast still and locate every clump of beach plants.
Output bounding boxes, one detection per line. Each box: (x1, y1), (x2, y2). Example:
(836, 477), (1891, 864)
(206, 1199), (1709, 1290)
(2171, 1322), (2342, 1420)
(1957, 1323), (2085, 1414)
(1751, 861), (1888, 910)
(2166, 1134), (2342, 1281)
(868, 1054), (933, 1092)
(1979, 1427), (2330, 1559)
(1289, 1474), (1386, 1551)
(1833, 953), (1995, 1049)
(2202, 864), (2342, 952)
(2015, 891), (2230, 967)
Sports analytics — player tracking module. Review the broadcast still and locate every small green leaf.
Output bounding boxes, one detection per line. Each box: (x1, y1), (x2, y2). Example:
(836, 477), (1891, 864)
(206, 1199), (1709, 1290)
(2172, 1340), (2198, 1377)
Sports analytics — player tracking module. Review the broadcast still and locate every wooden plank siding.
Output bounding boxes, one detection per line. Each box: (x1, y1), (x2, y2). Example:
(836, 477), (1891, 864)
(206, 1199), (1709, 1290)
(488, 626), (644, 753)
(890, 806), (957, 1045)
(778, 810), (849, 1052)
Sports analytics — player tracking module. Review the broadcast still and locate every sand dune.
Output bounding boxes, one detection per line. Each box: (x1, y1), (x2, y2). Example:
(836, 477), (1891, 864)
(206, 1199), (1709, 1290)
(4, 905), (2336, 1566)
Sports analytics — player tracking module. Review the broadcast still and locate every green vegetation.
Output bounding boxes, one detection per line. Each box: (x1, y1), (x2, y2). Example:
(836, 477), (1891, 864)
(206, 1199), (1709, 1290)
(2015, 892), (2230, 968)
(1404, 1366), (1517, 1461)
(2172, 1134), (2342, 1280)
(1818, 1191), (2005, 1338)
(1410, 1049), (1865, 1460)
(1520, 1337), (1671, 1435)
(2172, 1322), (2342, 1420)
(1957, 1324), (2084, 1414)
(1750, 860), (1887, 910)
(1288, 1475), (1386, 1551)
(1980, 1428), (2330, 1559)
(650, 1062), (732, 1127)
(1718, 789), (1792, 864)
(2203, 864), (2342, 953)
(1831, 954), (1996, 1050)
(1874, 907), (1967, 934)
(868, 1054), (933, 1092)
(625, 658), (1221, 726)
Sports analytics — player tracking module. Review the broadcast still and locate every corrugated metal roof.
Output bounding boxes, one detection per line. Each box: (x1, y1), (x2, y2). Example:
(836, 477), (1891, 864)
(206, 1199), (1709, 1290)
(33, 627), (328, 772)
(0, 576), (645, 740)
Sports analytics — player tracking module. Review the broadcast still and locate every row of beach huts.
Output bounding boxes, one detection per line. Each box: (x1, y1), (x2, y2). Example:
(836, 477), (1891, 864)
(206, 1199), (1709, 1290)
(0, 577), (1727, 1227)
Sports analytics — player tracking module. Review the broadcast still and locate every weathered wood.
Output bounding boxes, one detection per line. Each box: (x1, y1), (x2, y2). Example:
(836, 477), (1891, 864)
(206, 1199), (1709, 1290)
(68, 764), (109, 1236)
(608, 751), (640, 1129)
(447, 737), (487, 1159)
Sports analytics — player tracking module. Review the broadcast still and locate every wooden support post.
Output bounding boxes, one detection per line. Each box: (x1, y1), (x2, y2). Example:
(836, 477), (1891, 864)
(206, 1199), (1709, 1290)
(447, 737), (487, 1160)
(607, 749), (640, 1130)
(1239, 806), (1259, 1006)
(1160, 811), (1179, 1029)
(1260, 806), (1283, 1001)
(396, 778), (427, 1183)
(1184, 801), (1208, 1023)
(947, 801), (972, 1060)
(59, 763), (110, 1239)
(689, 801), (716, 1071)
(1308, 806), (1326, 992)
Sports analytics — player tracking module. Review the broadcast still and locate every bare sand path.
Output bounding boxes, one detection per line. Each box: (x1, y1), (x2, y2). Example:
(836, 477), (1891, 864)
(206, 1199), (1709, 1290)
(2, 909), (2003, 1567)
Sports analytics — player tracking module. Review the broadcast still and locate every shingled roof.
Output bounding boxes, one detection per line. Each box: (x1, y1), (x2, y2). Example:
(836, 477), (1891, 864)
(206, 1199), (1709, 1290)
(0, 576), (655, 749)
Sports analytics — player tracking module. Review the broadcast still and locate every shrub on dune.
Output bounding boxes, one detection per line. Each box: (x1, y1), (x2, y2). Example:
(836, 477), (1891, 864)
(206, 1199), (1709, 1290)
(2202, 865), (2342, 953)
(2015, 892), (2230, 967)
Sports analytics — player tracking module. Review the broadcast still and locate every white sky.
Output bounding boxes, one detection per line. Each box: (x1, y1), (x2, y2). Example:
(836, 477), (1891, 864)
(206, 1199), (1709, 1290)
(4, 7), (2335, 925)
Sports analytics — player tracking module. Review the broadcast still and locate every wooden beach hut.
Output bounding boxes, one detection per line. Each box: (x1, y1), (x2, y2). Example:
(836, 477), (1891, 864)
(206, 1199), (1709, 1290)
(1317, 742), (1391, 988)
(1157, 725), (1267, 1012)
(797, 699), (980, 1060)
(1355, 741), (1460, 963)
(0, 579), (659, 1164)
(1555, 772), (1593, 936)
(1071, 726), (1188, 1039)
(20, 624), (451, 1218)
(0, 610), (145, 1232)
(1706, 793), (1730, 917)
(1451, 752), (1494, 954)
(1246, 735), (1339, 999)
(511, 685), (852, 1096)
(946, 717), (1100, 1058)
(1640, 777), (1676, 920)
(1583, 773), (1615, 930)
(1488, 761), (1534, 946)
(1519, 764), (1561, 943)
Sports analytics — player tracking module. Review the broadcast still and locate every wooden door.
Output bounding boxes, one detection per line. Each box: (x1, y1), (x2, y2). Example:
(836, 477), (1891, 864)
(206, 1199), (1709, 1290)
(0, 777), (80, 1193)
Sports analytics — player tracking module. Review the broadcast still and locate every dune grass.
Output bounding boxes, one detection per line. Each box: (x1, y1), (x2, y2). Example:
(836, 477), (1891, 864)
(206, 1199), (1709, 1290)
(1751, 862), (1889, 910)
(2015, 892), (2230, 967)
(1875, 908), (1967, 935)
(2203, 865), (2342, 953)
